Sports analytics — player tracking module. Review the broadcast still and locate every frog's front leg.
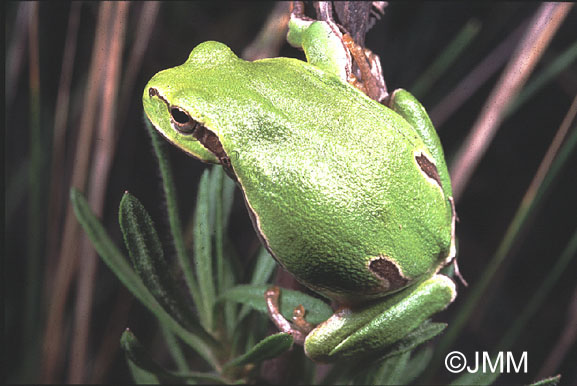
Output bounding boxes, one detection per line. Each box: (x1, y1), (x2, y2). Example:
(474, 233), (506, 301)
(288, 2), (389, 103)
(286, 1), (352, 83)
(273, 274), (456, 363)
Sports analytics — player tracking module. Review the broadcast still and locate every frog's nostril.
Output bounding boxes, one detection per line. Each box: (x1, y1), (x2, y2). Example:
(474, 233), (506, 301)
(148, 88), (170, 107)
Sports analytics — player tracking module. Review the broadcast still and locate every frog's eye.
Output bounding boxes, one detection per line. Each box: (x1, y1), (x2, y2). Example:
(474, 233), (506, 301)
(170, 106), (201, 134)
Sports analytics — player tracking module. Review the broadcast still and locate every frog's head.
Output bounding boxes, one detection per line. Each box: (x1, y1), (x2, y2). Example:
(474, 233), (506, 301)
(142, 41), (243, 165)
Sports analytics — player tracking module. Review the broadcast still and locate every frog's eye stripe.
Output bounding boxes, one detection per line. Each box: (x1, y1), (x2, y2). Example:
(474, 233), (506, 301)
(185, 123), (227, 159)
(415, 152), (443, 190)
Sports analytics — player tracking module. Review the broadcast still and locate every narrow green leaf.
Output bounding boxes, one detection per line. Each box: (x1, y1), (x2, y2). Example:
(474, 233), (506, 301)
(119, 192), (195, 331)
(238, 313), (270, 356)
(212, 166), (226, 294)
(450, 364), (500, 385)
(221, 168), (236, 231)
(121, 329), (227, 384)
(436, 125), (577, 373)
(70, 188), (220, 366)
(250, 248), (277, 285)
(71, 188), (152, 302)
(237, 249), (278, 321)
(224, 333), (294, 368)
(399, 346), (433, 385)
(530, 375), (561, 386)
(159, 321), (190, 373)
(219, 284), (333, 325)
(497, 227), (577, 351)
(145, 119), (202, 317)
(506, 40), (577, 118)
(193, 170), (216, 331)
(221, 247), (239, 338)
(209, 166), (238, 335)
(368, 350), (411, 385)
(121, 329), (175, 383)
(126, 359), (159, 385)
(411, 19), (481, 97)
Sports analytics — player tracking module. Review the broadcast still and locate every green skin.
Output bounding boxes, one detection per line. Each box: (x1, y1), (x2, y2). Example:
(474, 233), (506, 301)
(143, 21), (457, 362)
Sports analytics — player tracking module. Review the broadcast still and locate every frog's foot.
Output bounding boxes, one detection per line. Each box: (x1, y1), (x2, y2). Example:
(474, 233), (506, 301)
(265, 286), (314, 345)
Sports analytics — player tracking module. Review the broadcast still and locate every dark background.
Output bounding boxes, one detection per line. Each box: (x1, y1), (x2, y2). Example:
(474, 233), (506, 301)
(5, 2), (577, 384)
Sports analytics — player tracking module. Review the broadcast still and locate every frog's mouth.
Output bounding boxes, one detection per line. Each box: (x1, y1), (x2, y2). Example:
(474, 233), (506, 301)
(148, 87), (235, 178)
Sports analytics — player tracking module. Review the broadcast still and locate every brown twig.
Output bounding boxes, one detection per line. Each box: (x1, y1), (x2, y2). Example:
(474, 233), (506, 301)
(429, 18), (527, 127)
(241, 2), (290, 61)
(67, 2), (130, 383)
(78, 3), (161, 381)
(520, 93), (577, 211)
(449, 3), (574, 201)
(117, 2), (160, 131)
(41, 3), (112, 382)
(24, 4), (42, 380)
(89, 289), (134, 383)
(45, 1), (81, 293)
(6, 3), (29, 107)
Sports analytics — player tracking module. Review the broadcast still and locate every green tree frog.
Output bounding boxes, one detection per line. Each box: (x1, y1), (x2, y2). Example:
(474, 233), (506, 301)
(143, 15), (458, 362)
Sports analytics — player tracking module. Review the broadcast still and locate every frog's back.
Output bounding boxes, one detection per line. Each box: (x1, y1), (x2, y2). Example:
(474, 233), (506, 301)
(207, 56), (453, 303)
